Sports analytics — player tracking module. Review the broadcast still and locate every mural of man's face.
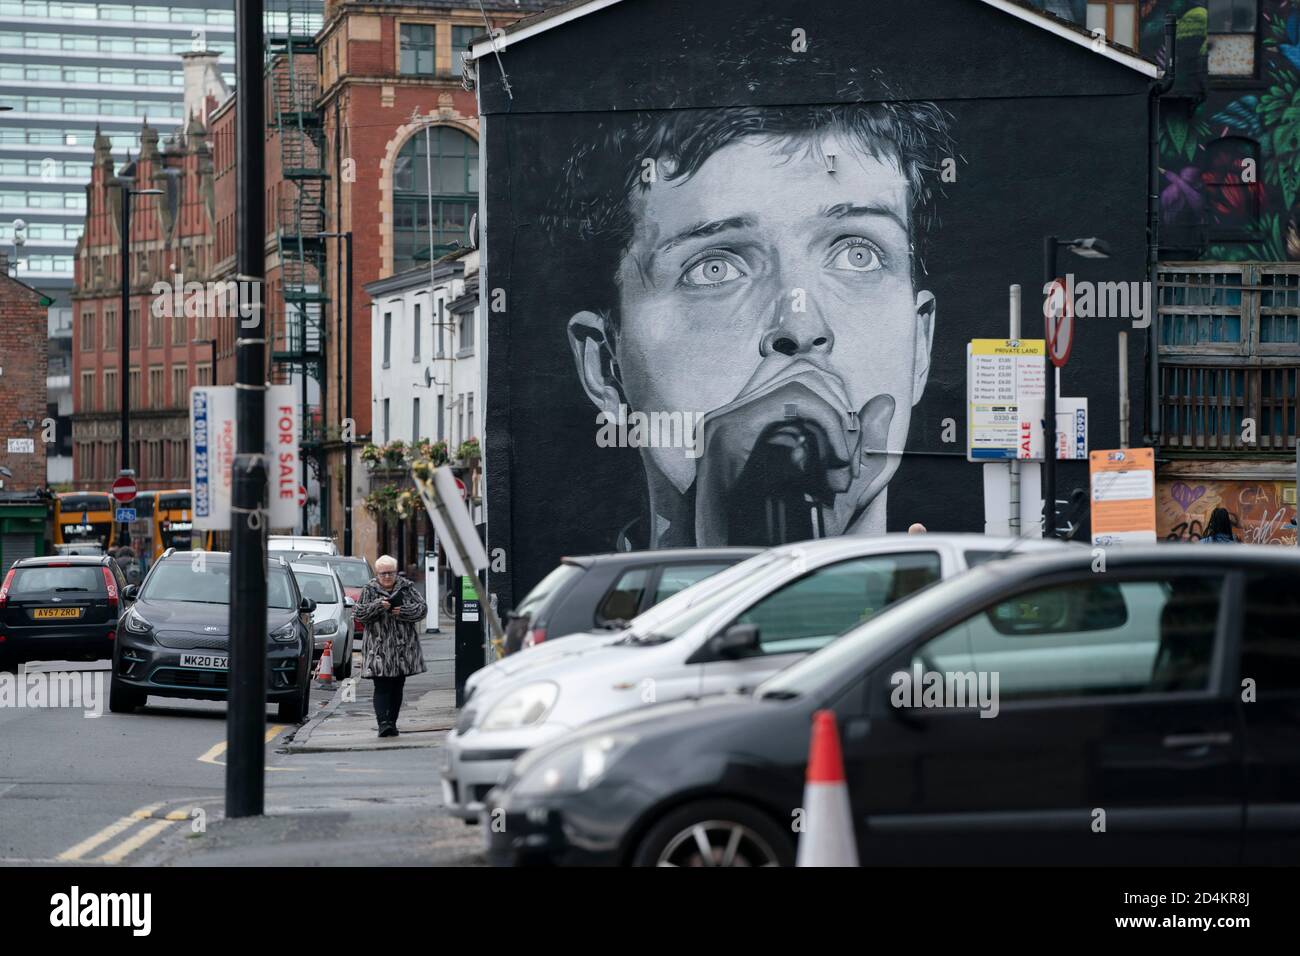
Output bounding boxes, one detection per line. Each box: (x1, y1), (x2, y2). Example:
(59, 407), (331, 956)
(569, 131), (936, 546)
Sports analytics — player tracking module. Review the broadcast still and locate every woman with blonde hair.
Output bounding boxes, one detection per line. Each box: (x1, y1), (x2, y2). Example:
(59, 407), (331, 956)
(352, 554), (428, 737)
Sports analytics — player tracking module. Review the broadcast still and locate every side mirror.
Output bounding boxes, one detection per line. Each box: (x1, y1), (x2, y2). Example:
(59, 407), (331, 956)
(299, 597), (317, 614)
(707, 623), (761, 659)
(122, 584), (139, 602)
(344, 596), (355, 608)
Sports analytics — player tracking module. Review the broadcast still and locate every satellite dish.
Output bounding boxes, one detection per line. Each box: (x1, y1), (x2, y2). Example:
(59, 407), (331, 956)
(424, 366), (434, 388)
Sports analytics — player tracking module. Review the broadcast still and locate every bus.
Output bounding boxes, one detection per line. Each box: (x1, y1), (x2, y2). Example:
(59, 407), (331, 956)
(154, 489), (193, 557)
(53, 492), (115, 552)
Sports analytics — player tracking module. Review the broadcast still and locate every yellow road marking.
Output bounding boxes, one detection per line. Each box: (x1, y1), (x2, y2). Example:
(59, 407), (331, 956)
(56, 802), (164, 861)
(198, 724), (290, 769)
(96, 818), (174, 863)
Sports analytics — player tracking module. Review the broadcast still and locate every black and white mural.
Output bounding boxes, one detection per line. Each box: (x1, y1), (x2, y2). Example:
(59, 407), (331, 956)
(479, 0), (1154, 607)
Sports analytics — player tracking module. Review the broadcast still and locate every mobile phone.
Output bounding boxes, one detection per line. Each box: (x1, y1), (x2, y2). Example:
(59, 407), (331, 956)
(387, 590), (404, 609)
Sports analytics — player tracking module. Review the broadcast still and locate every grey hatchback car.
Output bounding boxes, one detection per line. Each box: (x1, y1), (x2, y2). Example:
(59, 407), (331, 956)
(503, 548), (761, 655)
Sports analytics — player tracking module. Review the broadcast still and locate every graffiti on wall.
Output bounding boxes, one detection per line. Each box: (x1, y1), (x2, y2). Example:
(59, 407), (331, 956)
(546, 105), (955, 549)
(1158, 478), (1298, 543)
(1149, 1), (1300, 259)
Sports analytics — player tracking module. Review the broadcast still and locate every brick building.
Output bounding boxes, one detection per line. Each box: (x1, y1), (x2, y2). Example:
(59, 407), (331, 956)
(70, 52), (227, 494)
(0, 253), (53, 491)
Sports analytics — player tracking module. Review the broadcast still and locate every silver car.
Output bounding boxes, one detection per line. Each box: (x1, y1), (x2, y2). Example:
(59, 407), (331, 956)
(443, 534), (1075, 821)
(290, 561), (355, 680)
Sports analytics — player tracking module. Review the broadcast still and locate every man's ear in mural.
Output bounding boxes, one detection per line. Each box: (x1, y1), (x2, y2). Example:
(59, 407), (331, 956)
(912, 289), (936, 406)
(567, 310), (625, 415)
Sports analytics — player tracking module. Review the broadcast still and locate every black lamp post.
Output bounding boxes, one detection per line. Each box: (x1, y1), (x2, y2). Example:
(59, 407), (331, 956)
(1042, 235), (1110, 538)
(111, 180), (163, 548)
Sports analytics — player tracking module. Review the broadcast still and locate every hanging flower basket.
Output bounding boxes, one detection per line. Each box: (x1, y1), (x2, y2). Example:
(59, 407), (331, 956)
(456, 436), (481, 467)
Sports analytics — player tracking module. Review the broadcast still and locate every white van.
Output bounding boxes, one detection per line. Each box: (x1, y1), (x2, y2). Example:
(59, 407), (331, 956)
(268, 535), (339, 556)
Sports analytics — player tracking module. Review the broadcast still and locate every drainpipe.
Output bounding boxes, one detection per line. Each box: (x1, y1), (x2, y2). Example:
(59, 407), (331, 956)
(1147, 14), (1176, 446)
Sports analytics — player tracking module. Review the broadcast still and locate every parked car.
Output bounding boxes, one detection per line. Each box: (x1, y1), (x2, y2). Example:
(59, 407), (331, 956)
(268, 535), (338, 556)
(502, 548), (761, 655)
(292, 555), (374, 645)
(466, 549), (775, 703)
(484, 545), (1300, 866)
(444, 534), (1072, 820)
(0, 554), (126, 670)
(290, 562), (355, 679)
(109, 551), (316, 721)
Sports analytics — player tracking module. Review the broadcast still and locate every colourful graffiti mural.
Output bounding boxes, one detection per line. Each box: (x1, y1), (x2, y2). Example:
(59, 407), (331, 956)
(1146, 1), (1300, 260)
(1158, 478), (1298, 542)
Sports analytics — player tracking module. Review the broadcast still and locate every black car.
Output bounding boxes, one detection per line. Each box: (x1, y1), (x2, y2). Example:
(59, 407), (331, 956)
(0, 555), (126, 670)
(503, 548), (761, 655)
(486, 546), (1300, 866)
(109, 550), (316, 722)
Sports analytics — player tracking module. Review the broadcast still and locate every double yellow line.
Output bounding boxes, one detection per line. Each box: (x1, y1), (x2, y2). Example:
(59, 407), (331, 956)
(56, 802), (198, 864)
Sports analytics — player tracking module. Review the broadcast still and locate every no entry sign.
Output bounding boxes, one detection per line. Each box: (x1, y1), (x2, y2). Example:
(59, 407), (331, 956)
(1044, 278), (1074, 368)
(111, 476), (137, 504)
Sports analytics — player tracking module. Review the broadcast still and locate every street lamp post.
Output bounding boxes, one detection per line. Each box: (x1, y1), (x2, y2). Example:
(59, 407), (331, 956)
(112, 180), (163, 548)
(319, 231), (353, 555)
(1042, 235), (1110, 539)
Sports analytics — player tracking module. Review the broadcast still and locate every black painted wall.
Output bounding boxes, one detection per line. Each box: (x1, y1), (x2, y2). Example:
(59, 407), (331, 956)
(480, 0), (1155, 610)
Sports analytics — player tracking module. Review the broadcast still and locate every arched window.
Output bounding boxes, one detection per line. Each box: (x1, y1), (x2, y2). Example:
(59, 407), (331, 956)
(392, 126), (477, 272)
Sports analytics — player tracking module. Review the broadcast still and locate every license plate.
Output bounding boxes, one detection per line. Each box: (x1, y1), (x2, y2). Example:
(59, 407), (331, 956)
(33, 607), (82, 619)
(179, 653), (229, 670)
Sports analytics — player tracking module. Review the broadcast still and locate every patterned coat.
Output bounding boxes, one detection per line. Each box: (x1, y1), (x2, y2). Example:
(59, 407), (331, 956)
(353, 574), (428, 678)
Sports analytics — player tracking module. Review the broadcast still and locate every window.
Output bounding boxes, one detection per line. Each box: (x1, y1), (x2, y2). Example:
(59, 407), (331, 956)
(382, 313), (391, 367)
(399, 23), (436, 75)
(911, 576), (1223, 701)
(128, 366), (140, 407)
(148, 309), (163, 347)
(76, 442), (92, 480)
(436, 394), (445, 441)
(171, 310), (185, 346)
(172, 366), (188, 406)
(196, 363), (212, 387)
(459, 310), (475, 352)
(79, 310), (94, 351)
(466, 394), (474, 441)
(597, 567), (650, 624)
(458, 393), (464, 446)
(80, 370), (95, 411)
(129, 305), (140, 350)
(436, 298), (446, 356)
(413, 302), (421, 360)
(392, 127), (478, 271)
(451, 25), (476, 76)
(1157, 264), (1300, 451)
(149, 366), (164, 408)
(1208, 0), (1257, 77)
(653, 563), (729, 604)
(412, 397), (420, 443)
(103, 308), (117, 351)
(734, 552), (942, 656)
(383, 398), (390, 443)
(1240, 573), (1300, 693)
(103, 369), (117, 412)
(1085, 1), (1138, 50)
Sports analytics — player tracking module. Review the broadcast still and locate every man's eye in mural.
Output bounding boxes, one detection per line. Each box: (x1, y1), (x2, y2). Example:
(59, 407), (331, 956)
(680, 252), (747, 288)
(827, 237), (884, 273)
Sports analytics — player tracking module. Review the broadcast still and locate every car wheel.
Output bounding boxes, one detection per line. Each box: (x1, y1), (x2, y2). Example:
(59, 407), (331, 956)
(277, 665), (311, 723)
(108, 676), (145, 714)
(631, 799), (794, 868)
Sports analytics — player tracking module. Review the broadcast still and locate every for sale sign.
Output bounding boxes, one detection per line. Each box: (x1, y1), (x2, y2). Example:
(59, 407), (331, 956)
(266, 386), (300, 530)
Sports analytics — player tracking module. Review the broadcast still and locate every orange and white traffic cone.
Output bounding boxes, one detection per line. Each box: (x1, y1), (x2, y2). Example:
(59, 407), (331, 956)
(795, 709), (858, 867)
(315, 640), (335, 686)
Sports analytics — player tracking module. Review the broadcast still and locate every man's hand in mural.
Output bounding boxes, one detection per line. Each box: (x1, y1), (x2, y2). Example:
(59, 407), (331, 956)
(693, 363), (895, 546)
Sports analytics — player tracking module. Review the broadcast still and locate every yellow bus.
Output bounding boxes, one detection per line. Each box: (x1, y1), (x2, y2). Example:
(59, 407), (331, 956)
(53, 492), (115, 552)
(153, 489), (205, 558)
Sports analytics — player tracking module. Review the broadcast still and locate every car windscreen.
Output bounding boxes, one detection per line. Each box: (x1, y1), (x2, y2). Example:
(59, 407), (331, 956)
(755, 569), (995, 700)
(295, 572), (338, 604)
(625, 551), (794, 643)
(140, 562), (297, 609)
(9, 566), (105, 596)
(513, 563), (585, 618)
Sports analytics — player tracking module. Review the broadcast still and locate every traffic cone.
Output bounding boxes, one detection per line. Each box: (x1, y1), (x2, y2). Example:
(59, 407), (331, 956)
(315, 640), (335, 686)
(796, 709), (859, 867)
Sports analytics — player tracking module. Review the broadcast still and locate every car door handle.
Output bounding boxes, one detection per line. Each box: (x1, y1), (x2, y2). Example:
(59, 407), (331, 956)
(1162, 732), (1232, 749)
